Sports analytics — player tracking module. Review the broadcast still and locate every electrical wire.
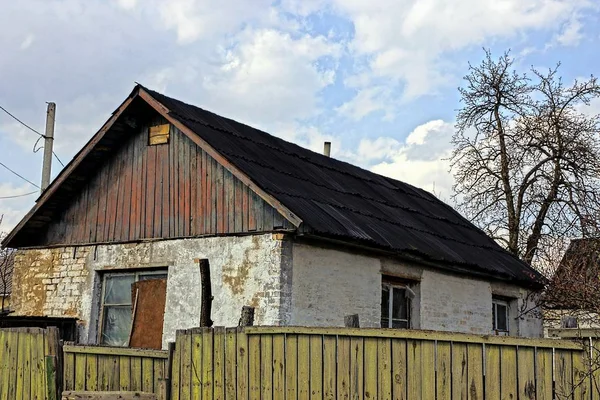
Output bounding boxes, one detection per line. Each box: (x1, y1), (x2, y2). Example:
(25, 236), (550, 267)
(0, 162), (40, 188)
(0, 190), (37, 199)
(0, 104), (66, 167)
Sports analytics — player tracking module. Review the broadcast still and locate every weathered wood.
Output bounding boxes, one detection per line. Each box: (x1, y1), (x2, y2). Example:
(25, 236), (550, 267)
(239, 306), (255, 327)
(61, 391), (157, 400)
(436, 341), (451, 400)
(297, 335), (310, 400)
(344, 314), (360, 328)
(63, 345), (168, 358)
(198, 259), (213, 327)
(377, 338), (392, 400)
(286, 334), (299, 400)
(273, 334), (286, 400)
(46, 355), (58, 400)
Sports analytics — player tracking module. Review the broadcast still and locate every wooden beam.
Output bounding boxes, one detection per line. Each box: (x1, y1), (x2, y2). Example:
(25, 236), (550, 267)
(198, 259), (213, 327)
(138, 89), (303, 228)
(63, 345), (168, 359)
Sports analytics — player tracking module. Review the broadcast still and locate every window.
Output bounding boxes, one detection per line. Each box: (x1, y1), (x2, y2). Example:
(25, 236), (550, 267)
(492, 297), (509, 333)
(99, 270), (167, 346)
(381, 283), (410, 329)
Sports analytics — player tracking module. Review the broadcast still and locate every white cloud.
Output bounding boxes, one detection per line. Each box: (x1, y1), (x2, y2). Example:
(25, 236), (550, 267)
(0, 183), (37, 233)
(337, 86), (394, 121)
(548, 15), (584, 48)
(116, 0), (137, 10)
(20, 34), (34, 50)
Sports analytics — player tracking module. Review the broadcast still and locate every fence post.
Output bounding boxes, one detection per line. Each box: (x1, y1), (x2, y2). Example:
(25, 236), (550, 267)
(45, 327), (62, 395)
(45, 355), (57, 400)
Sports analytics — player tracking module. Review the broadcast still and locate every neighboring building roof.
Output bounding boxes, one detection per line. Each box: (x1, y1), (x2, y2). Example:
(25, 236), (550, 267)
(2, 85), (546, 289)
(544, 238), (600, 309)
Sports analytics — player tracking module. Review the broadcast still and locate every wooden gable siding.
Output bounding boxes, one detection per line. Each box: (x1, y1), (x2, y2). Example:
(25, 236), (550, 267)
(37, 122), (294, 246)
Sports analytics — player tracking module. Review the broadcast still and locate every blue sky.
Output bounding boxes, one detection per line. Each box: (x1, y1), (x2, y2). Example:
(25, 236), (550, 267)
(1, 0), (599, 230)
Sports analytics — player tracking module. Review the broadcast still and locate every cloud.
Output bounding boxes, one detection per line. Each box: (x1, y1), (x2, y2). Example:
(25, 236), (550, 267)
(20, 34), (34, 50)
(548, 15), (584, 48)
(0, 183), (37, 233)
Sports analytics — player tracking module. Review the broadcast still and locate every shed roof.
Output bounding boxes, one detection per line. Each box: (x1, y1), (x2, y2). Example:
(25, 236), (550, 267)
(3, 85), (546, 288)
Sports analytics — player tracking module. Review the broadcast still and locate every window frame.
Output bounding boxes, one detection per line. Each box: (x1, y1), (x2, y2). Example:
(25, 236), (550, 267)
(492, 297), (509, 333)
(98, 269), (168, 345)
(381, 282), (411, 329)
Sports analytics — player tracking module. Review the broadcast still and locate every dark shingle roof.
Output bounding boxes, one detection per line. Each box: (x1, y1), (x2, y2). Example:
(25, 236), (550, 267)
(144, 86), (545, 288)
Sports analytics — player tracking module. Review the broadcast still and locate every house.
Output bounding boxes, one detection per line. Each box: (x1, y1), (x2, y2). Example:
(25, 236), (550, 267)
(544, 238), (600, 337)
(2, 85), (546, 348)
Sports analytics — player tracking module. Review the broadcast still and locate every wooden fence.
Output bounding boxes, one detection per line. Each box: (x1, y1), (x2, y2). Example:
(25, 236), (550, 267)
(62, 344), (169, 395)
(170, 326), (595, 400)
(0, 327), (61, 400)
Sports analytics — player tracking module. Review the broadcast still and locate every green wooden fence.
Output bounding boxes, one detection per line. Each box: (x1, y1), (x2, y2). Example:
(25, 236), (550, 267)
(62, 344), (169, 395)
(0, 327), (60, 400)
(170, 326), (593, 400)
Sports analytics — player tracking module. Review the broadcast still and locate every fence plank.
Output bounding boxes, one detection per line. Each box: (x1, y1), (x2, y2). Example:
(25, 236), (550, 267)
(422, 341), (435, 400)
(500, 346), (518, 399)
(350, 337), (364, 400)
(556, 349), (574, 400)
(64, 346), (75, 391)
(214, 327), (226, 400)
(485, 345), (501, 400)
(452, 343), (468, 400)
(23, 331), (32, 400)
(15, 330), (26, 399)
(467, 343), (484, 400)
(377, 338), (392, 400)
(323, 335), (337, 400)
(130, 357), (141, 392)
(180, 330), (192, 400)
(0, 330), (8, 400)
(573, 350), (591, 400)
(75, 353), (87, 390)
(261, 334), (275, 400)
(248, 334), (261, 400)
(364, 337), (378, 400)
(225, 328), (237, 400)
(436, 342), (451, 400)
(119, 355), (130, 391)
(97, 355), (109, 391)
(298, 335), (310, 400)
(391, 339), (407, 400)
(273, 334), (286, 400)
(237, 329), (249, 400)
(108, 355), (120, 390)
(536, 348), (553, 400)
(310, 335), (323, 400)
(286, 335), (299, 400)
(337, 336), (350, 400)
(141, 357), (154, 393)
(30, 331), (42, 400)
(86, 354), (98, 391)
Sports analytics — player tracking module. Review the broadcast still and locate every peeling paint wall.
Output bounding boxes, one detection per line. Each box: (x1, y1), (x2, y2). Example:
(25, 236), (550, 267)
(12, 234), (286, 348)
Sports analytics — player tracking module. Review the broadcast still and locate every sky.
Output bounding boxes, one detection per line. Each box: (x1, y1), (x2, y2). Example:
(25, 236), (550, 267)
(1, 0), (599, 231)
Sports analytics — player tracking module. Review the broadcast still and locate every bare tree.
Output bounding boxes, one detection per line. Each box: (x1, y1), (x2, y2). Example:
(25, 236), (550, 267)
(451, 49), (600, 266)
(0, 215), (15, 314)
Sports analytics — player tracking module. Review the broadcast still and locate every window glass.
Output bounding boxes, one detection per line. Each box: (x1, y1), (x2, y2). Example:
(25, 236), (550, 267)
(101, 306), (133, 346)
(496, 303), (508, 331)
(392, 288), (408, 320)
(381, 283), (410, 329)
(139, 273), (168, 281)
(104, 274), (135, 304)
(381, 286), (390, 328)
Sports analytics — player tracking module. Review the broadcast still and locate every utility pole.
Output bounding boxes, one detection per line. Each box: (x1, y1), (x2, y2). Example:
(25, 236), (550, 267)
(41, 102), (55, 192)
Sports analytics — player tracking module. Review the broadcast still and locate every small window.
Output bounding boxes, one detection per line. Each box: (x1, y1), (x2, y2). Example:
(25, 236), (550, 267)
(99, 270), (167, 346)
(149, 124), (170, 145)
(381, 283), (410, 329)
(492, 297), (509, 333)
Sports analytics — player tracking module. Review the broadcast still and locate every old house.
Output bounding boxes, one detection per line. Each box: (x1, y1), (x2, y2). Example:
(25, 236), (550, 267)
(544, 238), (600, 338)
(2, 85), (546, 348)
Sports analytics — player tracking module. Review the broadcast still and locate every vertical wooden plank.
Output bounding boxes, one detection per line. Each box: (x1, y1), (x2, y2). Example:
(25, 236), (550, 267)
(179, 132), (188, 237)
(350, 337), (364, 400)
(234, 178), (243, 232)
(242, 184), (249, 231)
(484, 345), (501, 400)
(273, 334), (286, 400)
(467, 343), (483, 400)
(15, 330), (26, 399)
(0, 328), (8, 400)
(63, 350), (75, 391)
(517, 346), (536, 400)
(109, 156), (123, 241)
(225, 328), (238, 400)
(190, 140), (198, 237)
(85, 354), (98, 391)
(161, 142), (170, 238)
(536, 348), (554, 400)
(391, 339), (407, 400)
(407, 339), (421, 400)
(286, 335), (299, 400)
(310, 335), (323, 400)
(202, 328), (215, 400)
(95, 158), (108, 242)
(109, 355), (120, 390)
(119, 355), (131, 391)
(261, 334), (274, 400)
(204, 152), (212, 234)
(145, 142), (157, 238)
(337, 336), (351, 400)
(364, 337), (378, 400)
(323, 335), (337, 400)
(248, 187), (256, 231)
(180, 330), (192, 400)
(214, 327), (226, 400)
(573, 350), (591, 400)
(196, 147), (204, 235)
(500, 346), (518, 400)
(74, 353), (87, 390)
(130, 357), (142, 392)
(297, 335), (310, 400)
(172, 332), (183, 400)
(226, 172), (236, 233)
(170, 126), (178, 238)
(436, 342), (451, 400)
(421, 341), (435, 400)
(8, 330), (20, 400)
(153, 139), (163, 237)
(29, 331), (40, 400)
(142, 357), (154, 393)
(121, 137), (133, 240)
(139, 132), (148, 239)
(22, 331), (32, 400)
(378, 338), (392, 400)
(97, 355), (109, 391)
(237, 329), (249, 400)
(154, 358), (165, 394)
(211, 158), (218, 234)
(130, 128), (140, 240)
(248, 334), (261, 400)
(451, 343), (468, 400)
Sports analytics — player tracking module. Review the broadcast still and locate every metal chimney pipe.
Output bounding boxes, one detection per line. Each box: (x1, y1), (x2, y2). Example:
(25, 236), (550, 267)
(324, 141), (331, 157)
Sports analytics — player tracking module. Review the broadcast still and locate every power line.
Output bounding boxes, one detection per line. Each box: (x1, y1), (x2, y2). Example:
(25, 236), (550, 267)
(0, 162), (40, 189)
(0, 103), (65, 167)
(0, 190), (37, 199)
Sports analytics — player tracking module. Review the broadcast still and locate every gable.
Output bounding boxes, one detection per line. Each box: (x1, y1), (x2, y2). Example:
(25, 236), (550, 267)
(7, 107), (295, 248)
